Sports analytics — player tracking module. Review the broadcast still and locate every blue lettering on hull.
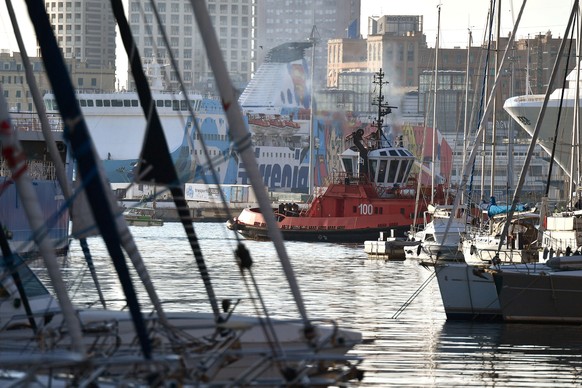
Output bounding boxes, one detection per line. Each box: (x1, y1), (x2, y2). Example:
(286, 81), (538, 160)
(238, 163), (308, 192)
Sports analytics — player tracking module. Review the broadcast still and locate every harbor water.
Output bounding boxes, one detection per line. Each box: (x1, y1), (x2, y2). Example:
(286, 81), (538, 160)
(34, 222), (582, 386)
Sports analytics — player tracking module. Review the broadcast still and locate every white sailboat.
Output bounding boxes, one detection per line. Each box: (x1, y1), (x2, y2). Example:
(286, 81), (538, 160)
(432, 0), (544, 320)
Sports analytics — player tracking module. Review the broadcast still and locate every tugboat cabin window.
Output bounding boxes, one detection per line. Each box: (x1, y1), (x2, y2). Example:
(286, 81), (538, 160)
(377, 160), (387, 183)
(397, 161), (411, 182)
(369, 159), (377, 180)
(342, 157), (354, 174)
(387, 160), (399, 183)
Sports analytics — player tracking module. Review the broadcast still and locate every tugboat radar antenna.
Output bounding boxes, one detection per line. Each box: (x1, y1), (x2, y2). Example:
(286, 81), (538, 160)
(372, 68), (397, 149)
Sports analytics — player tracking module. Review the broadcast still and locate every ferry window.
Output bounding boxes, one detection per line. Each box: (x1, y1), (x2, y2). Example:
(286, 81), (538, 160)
(96, 100), (102, 107)
(387, 160), (399, 183)
(80, 99), (86, 107)
(172, 100), (179, 110)
(104, 100), (111, 107)
(112, 99), (123, 107)
(87, 100), (94, 107)
(377, 160), (388, 183)
(165, 100), (171, 107)
(157, 100), (163, 107)
(123, 100), (131, 107)
(132, 100), (138, 107)
(181, 100), (188, 111)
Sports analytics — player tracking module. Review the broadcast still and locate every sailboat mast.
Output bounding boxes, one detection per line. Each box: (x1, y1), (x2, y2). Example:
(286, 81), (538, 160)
(439, 0), (528, 252)
(490, 0), (501, 201)
(308, 25), (317, 196)
(570, 33), (582, 205)
(462, 29), (472, 202)
(496, 0), (578, 253)
(431, 4), (441, 204)
(190, 1), (311, 328)
(0, 90), (85, 355)
(5, 0), (109, 310)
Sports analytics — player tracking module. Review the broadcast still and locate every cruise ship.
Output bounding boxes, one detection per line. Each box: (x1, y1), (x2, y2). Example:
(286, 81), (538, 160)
(43, 42), (361, 193)
(504, 67), (580, 178)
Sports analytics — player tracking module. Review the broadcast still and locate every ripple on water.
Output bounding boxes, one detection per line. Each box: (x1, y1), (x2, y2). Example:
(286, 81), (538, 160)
(27, 222), (582, 387)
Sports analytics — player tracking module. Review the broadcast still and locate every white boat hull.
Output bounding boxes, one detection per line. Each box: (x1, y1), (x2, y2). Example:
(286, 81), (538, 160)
(435, 262), (501, 320)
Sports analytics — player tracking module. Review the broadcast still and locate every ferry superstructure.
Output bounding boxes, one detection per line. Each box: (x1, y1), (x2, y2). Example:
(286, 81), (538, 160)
(43, 43), (324, 192)
(504, 67), (580, 178)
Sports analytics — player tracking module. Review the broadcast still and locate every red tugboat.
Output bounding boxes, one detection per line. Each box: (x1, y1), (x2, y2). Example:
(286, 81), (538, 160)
(227, 69), (446, 243)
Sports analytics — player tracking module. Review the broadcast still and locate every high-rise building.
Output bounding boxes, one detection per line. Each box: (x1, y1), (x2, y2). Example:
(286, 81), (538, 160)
(255, 0), (361, 89)
(128, 0), (255, 93)
(44, 0), (116, 72)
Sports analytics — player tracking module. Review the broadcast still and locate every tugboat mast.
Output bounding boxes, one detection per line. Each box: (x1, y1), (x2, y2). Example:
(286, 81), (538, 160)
(371, 68), (397, 149)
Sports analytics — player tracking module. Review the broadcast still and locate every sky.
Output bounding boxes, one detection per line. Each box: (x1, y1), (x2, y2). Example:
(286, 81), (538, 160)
(0, 0), (577, 86)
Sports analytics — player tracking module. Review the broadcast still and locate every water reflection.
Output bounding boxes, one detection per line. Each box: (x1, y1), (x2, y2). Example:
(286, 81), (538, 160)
(28, 222), (582, 386)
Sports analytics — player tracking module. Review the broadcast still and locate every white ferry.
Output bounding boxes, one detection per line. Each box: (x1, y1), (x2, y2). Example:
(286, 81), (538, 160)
(504, 67), (580, 178)
(43, 43), (321, 192)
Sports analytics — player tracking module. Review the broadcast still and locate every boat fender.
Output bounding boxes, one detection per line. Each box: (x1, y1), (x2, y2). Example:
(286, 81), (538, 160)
(399, 188), (415, 198)
(470, 244), (476, 255)
(542, 247), (548, 260)
(416, 244), (422, 256)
